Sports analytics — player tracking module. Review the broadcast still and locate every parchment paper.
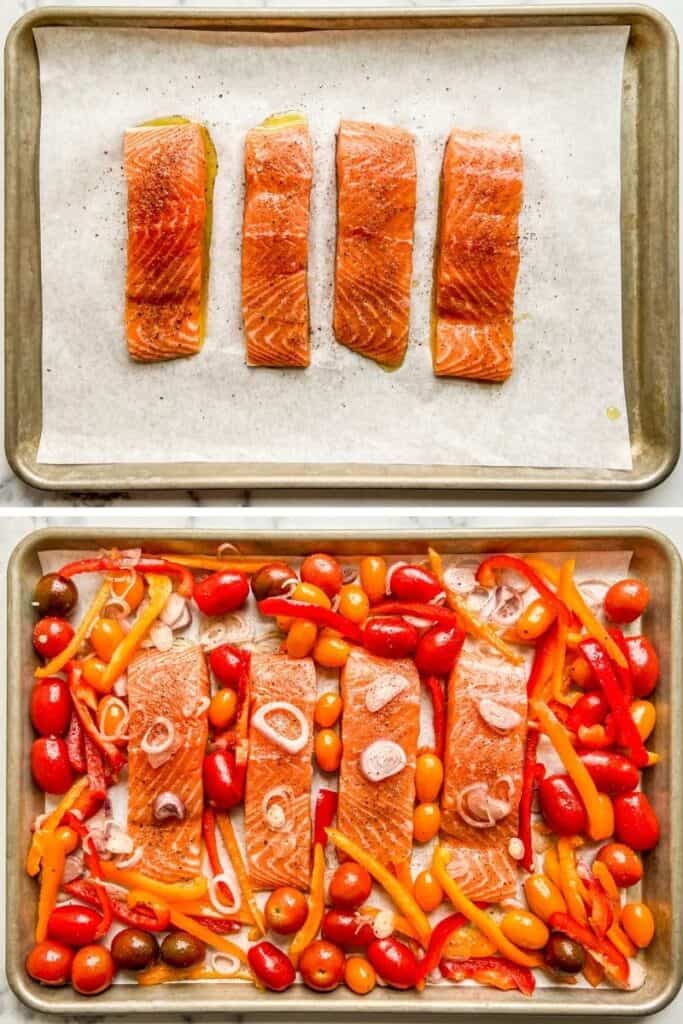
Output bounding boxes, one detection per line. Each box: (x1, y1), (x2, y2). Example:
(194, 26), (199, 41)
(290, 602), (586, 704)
(33, 25), (632, 470)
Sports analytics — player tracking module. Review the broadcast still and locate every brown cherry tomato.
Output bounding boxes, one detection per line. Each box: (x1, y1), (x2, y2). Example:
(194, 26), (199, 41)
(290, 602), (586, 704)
(31, 737), (74, 794)
(414, 624), (463, 676)
(359, 556), (387, 605)
(193, 571), (249, 617)
(621, 902), (655, 948)
(26, 940), (74, 987)
(90, 617), (126, 662)
(362, 617), (418, 659)
(321, 909), (376, 948)
(111, 928), (159, 971)
(367, 936), (418, 989)
(110, 570), (145, 612)
(314, 692), (343, 729)
(604, 579), (650, 624)
(344, 954), (376, 994)
(301, 553), (344, 598)
(209, 644), (248, 689)
(30, 677), (71, 737)
(413, 869), (443, 913)
(160, 931), (205, 968)
(544, 933), (584, 974)
(596, 843), (643, 887)
(32, 617), (74, 660)
(208, 688), (238, 730)
(329, 861), (372, 911)
(32, 574), (78, 619)
(71, 944), (115, 995)
(299, 939), (345, 992)
(389, 564), (441, 603)
(264, 887), (308, 935)
(47, 905), (103, 947)
(614, 791), (660, 851)
(251, 562), (297, 602)
(248, 941), (296, 992)
(338, 584), (370, 624)
(516, 598), (557, 641)
(315, 729), (342, 773)
(538, 774), (587, 835)
(624, 636), (660, 698)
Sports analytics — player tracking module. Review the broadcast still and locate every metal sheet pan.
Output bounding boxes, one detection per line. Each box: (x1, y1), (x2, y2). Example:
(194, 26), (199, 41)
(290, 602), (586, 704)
(5, 525), (683, 1016)
(4, 5), (680, 493)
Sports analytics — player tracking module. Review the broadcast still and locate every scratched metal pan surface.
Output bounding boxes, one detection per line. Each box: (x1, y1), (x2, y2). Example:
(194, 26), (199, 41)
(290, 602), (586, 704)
(3, 5), (680, 493)
(5, 526), (683, 1016)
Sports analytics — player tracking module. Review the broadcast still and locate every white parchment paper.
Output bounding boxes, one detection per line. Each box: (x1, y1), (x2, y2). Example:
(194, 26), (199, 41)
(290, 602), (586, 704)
(34, 25), (632, 470)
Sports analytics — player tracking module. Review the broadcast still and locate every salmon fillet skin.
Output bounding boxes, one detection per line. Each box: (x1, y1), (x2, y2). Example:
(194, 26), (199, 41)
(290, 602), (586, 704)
(242, 115), (313, 368)
(124, 121), (210, 363)
(338, 649), (420, 867)
(440, 648), (528, 903)
(244, 653), (317, 891)
(433, 129), (523, 382)
(126, 643), (209, 883)
(333, 120), (417, 368)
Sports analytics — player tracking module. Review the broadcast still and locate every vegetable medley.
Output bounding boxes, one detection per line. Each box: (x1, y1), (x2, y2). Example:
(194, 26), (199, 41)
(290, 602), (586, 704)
(25, 547), (659, 998)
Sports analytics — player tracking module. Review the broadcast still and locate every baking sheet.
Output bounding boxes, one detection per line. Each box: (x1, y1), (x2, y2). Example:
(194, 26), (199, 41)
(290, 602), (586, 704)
(33, 24), (632, 471)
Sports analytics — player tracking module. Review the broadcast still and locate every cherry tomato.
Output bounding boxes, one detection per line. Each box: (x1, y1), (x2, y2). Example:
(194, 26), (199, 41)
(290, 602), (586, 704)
(321, 909), (375, 948)
(30, 677), (71, 737)
(32, 617), (74, 660)
(314, 692), (343, 729)
(315, 729), (342, 773)
(329, 862), (372, 911)
(193, 571), (249, 617)
(47, 906), (103, 947)
(389, 564), (441, 603)
(367, 936), (418, 989)
(208, 688), (238, 730)
(413, 802), (440, 843)
(264, 887), (308, 935)
(415, 752), (444, 803)
(299, 939), (345, 992)
(286, 619), (317, 659)
(579, 751), (639, 795)
(621, 902), (655, 948)
(344, 955), (376, 995)
(81, 657), (113, 694)
(501, 909), (549, 950)
(362, 617), (418, 659)
(314, 633), (350, 669)
(111, 570), (145, 612)
(209, 644), (248, 689)
(247, 941), (295, 992)
(202, 749), (242, 809)
(523, 873), (568, 923)
(71, 945), (115, 995)
(595, 843), (643, 887)
(292, 581), (331, 609)
(251, 562), (297, 602)
(301, 554), (344, 598)
(624, 636), (660, 698)
(26, 940), (73, 987)
(414, 624), (462, 676)
(96, 695), (127, 739)
(32, 574), (78, 618)
(569, 654), (596, 689)
(359, 556), (387, 605)
(516, 598), (557, 641)
(538, 774), (587, 835)
(631, 700), (656, 741)
(31, 737), (74, 794)
(614, 791), (660, 851)
(90, 617), (126, 662)
(604, 579), (650, 624)
(338, 584), (370, 624)
(567, 691), (609, 732)
(413, 869), (443, 913)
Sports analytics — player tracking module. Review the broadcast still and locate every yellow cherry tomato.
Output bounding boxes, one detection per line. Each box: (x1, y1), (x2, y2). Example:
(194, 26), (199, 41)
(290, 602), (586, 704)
(90, 617), (126, 663)
(413, 869), (443, 913)
(359, 556), (387, 605)
(315, 729), (342, 773)
(338, 584), (370, 624)
(292, 581), (331, 610)
(516, 598), (557, 641)
(110, 570), (145, 612)
(55, 826), (79, 854)
(286, 619), (318, 659)
(344, 955), (376, 995)
(208, 688), (238, 730)
(621, 902), (655, 948)
(314, 633), (350, 669)
(501, 909), (549, 950)
(415, 752), (444, 804)
(413, 803), (440, 844)
(523, 873), (568, 923)
(315, 692), (343, 729)
(97, 695), (127, 738)
(82, 656), (113, 694)
(631, 700), (656, 741)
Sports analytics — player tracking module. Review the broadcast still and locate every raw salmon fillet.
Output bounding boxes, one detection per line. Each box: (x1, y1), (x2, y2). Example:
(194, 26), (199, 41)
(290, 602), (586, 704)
(338, 649), (420, 866)
(124, 120), (211, 362)
(441, 648), (528, 902)
(244, 653), (317, 890)
(242, 114), (313, 367)
(432, 129), (523, 382)
(333, 121), (417, 367)
(127, 643), (209, 882)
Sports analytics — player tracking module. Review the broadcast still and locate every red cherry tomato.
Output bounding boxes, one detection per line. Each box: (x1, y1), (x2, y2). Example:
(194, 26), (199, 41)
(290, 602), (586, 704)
(298, 939), (345, 992)
(30, 677), (71, 737)
(362, 617), (418, 659)
(31, 737), (74, 794)
(596, 843), (644, 888)
(32, 617), (74, 660)
(538, 774), (587, 835)
(624, 636), (660, 698)
(202, 749), (243, 809)
(389, 564), (441, 603)
(414, 624), (463, 676)
(300, 553), (344, 598)
(71, 944), (115, 995)
(47, 905), (103, 947)
(264, 887), (308, 935)
(613, 791), (660, 851)
(247, 941), (295, 992)
(193, 571), (249, 617)
(579, 751), (640, 795)
(329, 861), (372, 911)
(321, 909), (376, 948)
(208, 643), (248, 689)
(566, 691), (609, 733)
(604, 579), (650, 624)
(26, 940), (73, 987)
(367, 937), (418, 989)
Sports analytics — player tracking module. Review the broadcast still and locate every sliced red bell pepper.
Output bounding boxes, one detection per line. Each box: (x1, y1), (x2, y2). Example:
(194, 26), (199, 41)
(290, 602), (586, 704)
(258, 597), (362, 642)
(69, 670), (126, 773)
(314, 788), (338, 849)
(83, 734), (107, 801)
(368, 601), (459, 627)
(66, 710), (86, 774)
(527, 624), (558, 699)
(185, 915), (241, 935)
(63, 879), (170, 932)
(549, 912), (629, 988)
(423, 675), (447, 760)
(64, 817), (114, 940)
(416, 912), (468, 982)
(58, 554), (195, 597)
(607, 628), (634, 704)
(580, 639), (648, 768)
(202, 807), (234, 906)
(576, 864), (613, 938)
(477, 555), (571, 625)
(518, 729), (540, 872)
(440, 956), (536, 997)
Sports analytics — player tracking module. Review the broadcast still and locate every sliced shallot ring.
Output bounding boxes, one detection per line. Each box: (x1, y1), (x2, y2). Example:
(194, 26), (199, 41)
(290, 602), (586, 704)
(211, 952), (241, 977)
(577, 578), (610, 611)
(104, 595), (131, 620)
(385, 561), (408, 596)
(116, 845), (143, 870)
(372, 910), (395, 938)
(252, 701), (309, 755)
(360, 740), (407, 783)
(100, 697), (129, 739)
(208, 874), (241, 916)
(443, 565), (477, 596)
(478, 697), (522, 734)
(141, 716), (175, 755)
(119, 548), (142, 568)
(160, 592), (188, 628)
(488, 586), (523, 627)
(217, 542), (241, 557)
(148, 621), (174, 653)
(261, 785), (294, 830)
(365, 674), (409, 713)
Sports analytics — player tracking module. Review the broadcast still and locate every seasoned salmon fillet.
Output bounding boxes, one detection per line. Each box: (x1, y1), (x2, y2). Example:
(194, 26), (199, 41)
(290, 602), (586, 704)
(441, 648), (528, 902)
(127, 643), (209, 882)
(333, 121), (417, 367)
(242, 114), (313, 368)
(432, 129), (523, 382)
(244, 653), (317, 890)
(125, 118), (215, 362)
(338, 649), (419, 866)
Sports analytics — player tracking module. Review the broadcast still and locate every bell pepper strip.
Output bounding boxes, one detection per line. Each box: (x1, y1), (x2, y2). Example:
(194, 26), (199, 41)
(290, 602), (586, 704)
(549, 912), (629, 988)
(527, 624), (559, 700)
(185, 915), (242, 935)
(59, 555), (194, 597)
(415, 911), (469, 982)
(518, 728), (540, 871)
(66, 785), (103, 825)
(74, 680), (98, 712)
(591, 862), (637, 959)
(136, 962), (252, 986)
(583, 951), (606, 988)
(170, 900), (254, 926)
(63, 879), (169, 931)
(34, 829), (72, 941)
(35, 577), (112, 678)
(431, 846), (541, 968)
(557, 837), (589, 925)
(216, 812), (266, 937)
(440, 956), (536, 997)
(26, 776), (89, 876)
(423, 675), (447, 759)
(393, 859), (414, 896)
(125, 889), (172, 931)
(257, 597), (362, 642)
(202, 808), (234, 906)
(577, 716), (618, 750)
(83, 733), (107, 800)
(531, 700), (614, 841)
(314, 788), (338, 848)
(66, 711), (87, 774)
(289, 840), (326, 966)
(157, 553), (273, 575)
(369, 601), (459, 627)
(100, 573), (173, 688)
(579, 639), (648, 768)
(168, 907), (248, 964)
(61, 814), (114, 939)
(551, 560), (575, 703)
(544, 847), (562, 889)
(69, 674), (126, 772)
(576, 866), (613, 938)
(99, 861), (208, 902)
(607, 628), (634, 704)
(326, 826), (432, 948)
(477, 554), (572, 625)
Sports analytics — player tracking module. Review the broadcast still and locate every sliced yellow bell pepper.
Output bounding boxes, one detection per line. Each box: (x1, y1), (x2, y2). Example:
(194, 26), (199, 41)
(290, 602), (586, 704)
(157, 553), (273, 575)
(557, 837), (588, 925)
(35, 578), (111, 678)
(216, 812), (265, 937)
(26, 777), (89, 876)
(552, 560), (574, 703)
(100, 861), (207, 902)
(289, 842), (326, 966)
(100, 573), (172, 687)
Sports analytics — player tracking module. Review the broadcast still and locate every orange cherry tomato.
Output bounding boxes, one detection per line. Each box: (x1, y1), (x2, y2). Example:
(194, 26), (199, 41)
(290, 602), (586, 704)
(71, 944), (115, 995)
(631, 700), (656, 741)
(300, 553), (344, 598)
(415, 752), (444, 803)
(90, 617), (126, 663)
(413, 870), (443, 913)
(501, 909), (549, 950)
(595, 843), (643, 887)
(286, 619), (318, 659)
(516, 598), (557, 641)
(315, 729), (342, 773)
(292, 581), (331, 610)
(338, 584), (370, 624)
(569, 654), (595, 689)
(314, 692), (343, 728)
(26, 939), (74, 986)
(110, 571), (145, 612)
(604, 578), (650, 624)
(82, 657), (113, 695)
(329, 861), (372, 911)
(313, 633), (350, 669)
(359, 556), (387, 605)
(523, 874), (568, 923)
(97, 696), (128, 739)
(264, 886), (308, 935)
(621, 902), (655, 948)
(299, 939), (345, 992)
(208, 688), (238, 730)
(413, 803), (440, 843)
(344, 955), (376, 995)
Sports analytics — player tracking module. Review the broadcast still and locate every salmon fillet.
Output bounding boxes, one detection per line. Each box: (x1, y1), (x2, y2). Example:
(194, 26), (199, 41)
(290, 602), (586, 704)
(124, 119), (214, 362)
(126, 643), (209, 882)
(242, 114), (313, 368)
(333, 121), (417, 367)
(432, 129), (523, 382)
(441, 648), (528, 902)
(338, 649), (419, 866)
(244, 653), (317, 890)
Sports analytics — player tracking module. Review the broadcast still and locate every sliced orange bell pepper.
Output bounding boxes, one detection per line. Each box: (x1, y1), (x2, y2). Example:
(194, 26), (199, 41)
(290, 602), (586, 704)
(551, 560), (575, 703)
(136, 962), (252, 986)
(170, 899), (254, 926)
(157, 553), (272, 575)
(393, 859), (414, 896)
(557, 836), (588, 925)
(592, 861), (637, 959)
(216, 812), (265, 937)
(35, 578), (111, 678)
(26, 777), (89, 876)
(99, 861), (207, 902)
(289, 841), (326, 966)
(167, 907), (248, 964)
(100, 573), (172, 687)
(34, 830), (70, 941)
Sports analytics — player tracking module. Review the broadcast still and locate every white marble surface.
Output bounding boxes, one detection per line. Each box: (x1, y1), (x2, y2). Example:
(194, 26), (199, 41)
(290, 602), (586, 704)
(1, 0), (681, 506)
